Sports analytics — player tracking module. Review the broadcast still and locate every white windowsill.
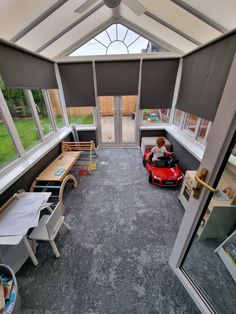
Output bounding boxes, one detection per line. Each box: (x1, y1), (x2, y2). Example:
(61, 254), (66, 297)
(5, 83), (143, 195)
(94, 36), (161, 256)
(76, 125), (96, 131)
(0, 127), (72, 194)
(140, 124), (205, 161)
(140, 124), (169, 130)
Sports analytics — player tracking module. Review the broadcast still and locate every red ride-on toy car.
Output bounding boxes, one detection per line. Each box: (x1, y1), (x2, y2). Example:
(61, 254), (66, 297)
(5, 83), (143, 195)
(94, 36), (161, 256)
(143, 151), (183, 187)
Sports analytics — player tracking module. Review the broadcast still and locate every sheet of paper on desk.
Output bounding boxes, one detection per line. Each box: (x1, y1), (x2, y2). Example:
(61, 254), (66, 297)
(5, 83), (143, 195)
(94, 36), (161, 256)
(0, 193), (46, 236)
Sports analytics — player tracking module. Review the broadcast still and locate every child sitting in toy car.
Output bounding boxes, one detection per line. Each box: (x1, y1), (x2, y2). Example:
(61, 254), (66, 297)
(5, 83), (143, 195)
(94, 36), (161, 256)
(149, 137), (173, 162)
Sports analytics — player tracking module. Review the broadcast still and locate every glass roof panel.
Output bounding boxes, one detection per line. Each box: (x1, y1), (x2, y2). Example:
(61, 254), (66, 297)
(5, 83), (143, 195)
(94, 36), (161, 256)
(117, 24), (128, 41)
(107, 41), (128, 54)
(95, 30), (111, 47)
(106, 24), (117, 41)
(123, 29), (140, 46)
(70, 38), (106, 56)
(128, 36), (148, 53)
(69, 23), (169, 56)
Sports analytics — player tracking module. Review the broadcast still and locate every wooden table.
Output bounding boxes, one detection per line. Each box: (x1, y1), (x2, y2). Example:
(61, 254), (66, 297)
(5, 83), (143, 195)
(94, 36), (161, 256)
(30, 152), (80, 212)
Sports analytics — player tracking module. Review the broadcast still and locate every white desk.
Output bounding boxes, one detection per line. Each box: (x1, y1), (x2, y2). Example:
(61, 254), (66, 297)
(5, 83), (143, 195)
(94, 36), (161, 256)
(0, 192), (51, 271)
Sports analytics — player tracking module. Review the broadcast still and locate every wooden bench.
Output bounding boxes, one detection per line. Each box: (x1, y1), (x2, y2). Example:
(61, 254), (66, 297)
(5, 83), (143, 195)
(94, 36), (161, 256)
(30, 152), (80, 212)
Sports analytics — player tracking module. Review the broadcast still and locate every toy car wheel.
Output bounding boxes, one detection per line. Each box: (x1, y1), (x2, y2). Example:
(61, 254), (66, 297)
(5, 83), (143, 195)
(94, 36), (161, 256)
(143, 158), (146, 167)
(148, 173), (153, 184)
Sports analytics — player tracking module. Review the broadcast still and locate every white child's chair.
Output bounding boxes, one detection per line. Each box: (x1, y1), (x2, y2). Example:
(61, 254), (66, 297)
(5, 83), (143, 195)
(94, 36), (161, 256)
(29, 202), (71, 258)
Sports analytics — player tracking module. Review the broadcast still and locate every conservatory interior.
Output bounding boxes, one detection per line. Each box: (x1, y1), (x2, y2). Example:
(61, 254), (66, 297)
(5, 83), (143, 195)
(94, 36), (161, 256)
(0, 1), (236, 313)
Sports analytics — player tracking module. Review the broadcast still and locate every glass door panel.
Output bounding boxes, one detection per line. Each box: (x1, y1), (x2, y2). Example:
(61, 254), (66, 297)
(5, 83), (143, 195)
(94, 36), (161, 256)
(99, 96), (115, 143)
(181, 143), (236, 313)
(121, 95), (137, 143)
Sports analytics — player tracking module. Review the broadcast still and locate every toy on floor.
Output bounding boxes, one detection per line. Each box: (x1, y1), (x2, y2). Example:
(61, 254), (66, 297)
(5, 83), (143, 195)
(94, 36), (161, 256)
(143, 151), (182, 186)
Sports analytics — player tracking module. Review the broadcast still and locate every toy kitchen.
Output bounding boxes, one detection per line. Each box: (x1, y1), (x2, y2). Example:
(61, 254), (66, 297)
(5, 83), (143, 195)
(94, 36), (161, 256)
(179, 154), (236, 240)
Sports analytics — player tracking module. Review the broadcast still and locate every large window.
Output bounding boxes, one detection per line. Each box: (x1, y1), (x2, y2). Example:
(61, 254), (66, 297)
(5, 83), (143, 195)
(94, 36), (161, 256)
(0, 109), (18, 168)
(48, 90), (65, 129)
(70, 24), (168, 56)
(67, 107), (94, 125)
(184, 113), (198, 134)
(141, 109), (170, 125)
(1, 87), (41, 150)
(0, 75), (68, 172)
(32, 89), (53, 136)
(172, 108), (211, 144)
(197, 119), (210, 143)
(173, 109), (184, 126)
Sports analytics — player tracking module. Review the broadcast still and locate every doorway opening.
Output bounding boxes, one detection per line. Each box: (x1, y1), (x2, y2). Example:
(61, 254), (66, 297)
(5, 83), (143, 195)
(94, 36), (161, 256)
(97, 95), (138, 147)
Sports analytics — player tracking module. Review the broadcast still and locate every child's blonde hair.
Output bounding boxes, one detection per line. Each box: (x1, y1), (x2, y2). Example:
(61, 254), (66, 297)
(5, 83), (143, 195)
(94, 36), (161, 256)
(156, 137), (165, 147)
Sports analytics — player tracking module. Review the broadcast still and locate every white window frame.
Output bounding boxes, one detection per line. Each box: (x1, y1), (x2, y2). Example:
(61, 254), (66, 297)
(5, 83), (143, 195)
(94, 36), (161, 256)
(0, 90), (25, 158)
(173, 109), (185, 127)
(24, 89), (44, 141)
(140, 109), (171, 126)
(45, 89), (66, 130)
(66, 106), (96, 127)
(196, 120), (212, 144)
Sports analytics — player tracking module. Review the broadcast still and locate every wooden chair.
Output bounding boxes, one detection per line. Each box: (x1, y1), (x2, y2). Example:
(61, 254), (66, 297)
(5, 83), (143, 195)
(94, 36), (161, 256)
(29, 203), (70, 258)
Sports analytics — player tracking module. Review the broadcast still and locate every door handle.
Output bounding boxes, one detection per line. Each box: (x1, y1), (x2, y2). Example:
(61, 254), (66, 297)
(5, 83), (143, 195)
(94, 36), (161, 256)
(193, 168), (217, 199)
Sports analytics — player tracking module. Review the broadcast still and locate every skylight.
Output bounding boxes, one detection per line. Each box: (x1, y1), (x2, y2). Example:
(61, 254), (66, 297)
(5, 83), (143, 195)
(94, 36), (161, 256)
(69, 24), (167, 56)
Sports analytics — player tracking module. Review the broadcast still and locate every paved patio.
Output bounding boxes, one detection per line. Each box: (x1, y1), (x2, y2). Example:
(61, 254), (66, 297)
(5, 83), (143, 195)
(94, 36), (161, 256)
(101, 116), (136, 143)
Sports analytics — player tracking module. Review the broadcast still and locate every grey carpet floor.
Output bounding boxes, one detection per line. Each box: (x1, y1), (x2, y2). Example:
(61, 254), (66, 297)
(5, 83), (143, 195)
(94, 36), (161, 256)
(183, 237), (236, 314)
(17, 148), (199, 314)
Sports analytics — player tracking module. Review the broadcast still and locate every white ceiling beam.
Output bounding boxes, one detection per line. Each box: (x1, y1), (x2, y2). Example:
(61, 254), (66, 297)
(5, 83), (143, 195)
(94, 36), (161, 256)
(36, 2), (104, 54)
(11, 0), (69, 43)
(53, 19), (114, 59)
(170, 0), (228, 33)
(56, 52), (181, 63)
(145, 11), (201, 46)
(119, 18), (184, 54)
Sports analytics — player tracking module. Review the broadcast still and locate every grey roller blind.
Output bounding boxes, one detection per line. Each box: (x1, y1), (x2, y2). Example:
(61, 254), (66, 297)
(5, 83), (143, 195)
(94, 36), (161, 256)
(96, 61), (140, 96)
(176, 32), (236, 121)
(0, 42), (58, 89)
(140, 59), (179, 109)
(59, 62), (95, 107)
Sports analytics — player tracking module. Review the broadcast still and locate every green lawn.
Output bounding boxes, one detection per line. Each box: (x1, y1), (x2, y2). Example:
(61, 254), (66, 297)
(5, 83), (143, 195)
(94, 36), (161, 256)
(0, 115), (93, 167)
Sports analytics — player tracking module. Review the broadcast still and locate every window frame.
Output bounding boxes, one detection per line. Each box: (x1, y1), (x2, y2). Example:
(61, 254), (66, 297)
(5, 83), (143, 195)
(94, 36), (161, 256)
(173, 109), (185, 127)
(182, 113), (201, 139)
(66, 106), (96, 127)
(140, 109), (171, 126)
(0, 85), (69, 173)
(45, 89), (66, 131)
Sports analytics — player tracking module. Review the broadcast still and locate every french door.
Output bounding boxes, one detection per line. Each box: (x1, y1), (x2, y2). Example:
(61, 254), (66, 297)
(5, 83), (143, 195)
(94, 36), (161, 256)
(97, 95), (139, 147)
(170, 55), (236, 313)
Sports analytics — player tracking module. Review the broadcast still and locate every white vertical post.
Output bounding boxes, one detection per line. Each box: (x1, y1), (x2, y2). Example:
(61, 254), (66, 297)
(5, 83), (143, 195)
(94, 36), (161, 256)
(54, 63), (69, 126)
(170, 58), (183, 124)
(42, 90), (57, 132)
(24, 90), (44, 140)
(92, 61), (100, 146)
(136, 58), (143, 146)
(0, 90), (25, 156)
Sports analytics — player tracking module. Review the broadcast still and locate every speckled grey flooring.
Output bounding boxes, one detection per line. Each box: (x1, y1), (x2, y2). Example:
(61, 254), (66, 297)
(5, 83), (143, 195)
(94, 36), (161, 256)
(183, 237), (236, 314)
(17, 148), (199, 314)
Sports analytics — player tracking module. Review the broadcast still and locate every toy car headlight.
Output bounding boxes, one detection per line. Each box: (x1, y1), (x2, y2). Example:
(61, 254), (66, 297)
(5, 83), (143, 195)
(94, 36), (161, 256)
(154, 176), (161, 181)
(177, 176), (183, 181)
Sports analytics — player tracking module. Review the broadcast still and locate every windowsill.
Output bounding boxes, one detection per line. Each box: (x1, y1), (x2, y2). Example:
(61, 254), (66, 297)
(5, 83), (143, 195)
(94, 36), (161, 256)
(166, 125), (205, 161)
(75, 125), (96, 131)
(140, 124), (205, 161)
(140, 124), (169, 130)
(0, 127), (72, 194)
